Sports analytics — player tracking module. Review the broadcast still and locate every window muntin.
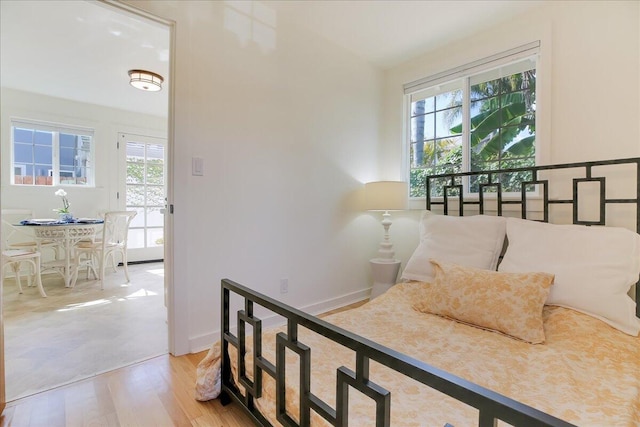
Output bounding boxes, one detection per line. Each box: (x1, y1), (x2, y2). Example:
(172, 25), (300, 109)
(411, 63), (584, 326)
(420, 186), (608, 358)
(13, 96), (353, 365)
(11, 120), (94, 186)
(409, 81), (464, 197)
(407, 56), (537, 198)
(468, 69), (536, 193)
(126, 141), (165, 249)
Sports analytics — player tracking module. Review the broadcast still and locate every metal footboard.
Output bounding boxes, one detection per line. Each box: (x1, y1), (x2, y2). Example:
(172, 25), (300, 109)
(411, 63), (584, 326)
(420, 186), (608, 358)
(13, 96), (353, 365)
(220, 279), (575, 427)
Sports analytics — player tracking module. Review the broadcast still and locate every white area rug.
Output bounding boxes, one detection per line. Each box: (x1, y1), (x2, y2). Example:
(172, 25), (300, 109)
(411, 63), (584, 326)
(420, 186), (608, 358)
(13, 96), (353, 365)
(3, 262), (168, 401)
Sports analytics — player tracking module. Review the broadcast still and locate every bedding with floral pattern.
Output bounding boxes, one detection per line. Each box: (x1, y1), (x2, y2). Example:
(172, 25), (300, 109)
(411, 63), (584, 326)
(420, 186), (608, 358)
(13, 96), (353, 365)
(196, 281), (640, 426)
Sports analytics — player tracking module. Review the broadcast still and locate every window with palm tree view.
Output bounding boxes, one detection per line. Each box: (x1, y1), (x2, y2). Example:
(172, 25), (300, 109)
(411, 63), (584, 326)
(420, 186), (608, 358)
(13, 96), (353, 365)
(408, 57), (536, 198)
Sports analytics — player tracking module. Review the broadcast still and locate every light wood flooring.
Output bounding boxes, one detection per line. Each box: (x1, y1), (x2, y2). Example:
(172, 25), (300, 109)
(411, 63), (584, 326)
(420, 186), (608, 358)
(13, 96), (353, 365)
(0, 351), (253, 427)
(3, 262), (168, 401)
(1, 298), (369, 426)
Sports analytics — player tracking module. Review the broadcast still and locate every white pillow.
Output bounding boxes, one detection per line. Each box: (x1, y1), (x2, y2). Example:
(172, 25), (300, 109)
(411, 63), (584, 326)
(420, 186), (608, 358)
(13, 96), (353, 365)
(401, 212), (506, 282)
(499, 217), (640, 336)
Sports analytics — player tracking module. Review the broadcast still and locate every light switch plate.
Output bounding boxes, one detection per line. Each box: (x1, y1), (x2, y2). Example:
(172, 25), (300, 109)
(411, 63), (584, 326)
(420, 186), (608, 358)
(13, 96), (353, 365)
(192, 156), (204, 176)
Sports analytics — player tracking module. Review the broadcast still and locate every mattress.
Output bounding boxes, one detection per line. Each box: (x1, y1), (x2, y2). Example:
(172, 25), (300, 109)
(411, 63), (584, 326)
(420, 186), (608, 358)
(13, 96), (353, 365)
(197, 281), (640, 426)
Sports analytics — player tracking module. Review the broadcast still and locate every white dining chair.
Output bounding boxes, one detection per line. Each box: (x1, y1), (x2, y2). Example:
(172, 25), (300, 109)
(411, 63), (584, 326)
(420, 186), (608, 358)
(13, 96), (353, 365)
(2, 249), (47, 297)
(73, 211), (137, 289)
(1, 209), (59, 258)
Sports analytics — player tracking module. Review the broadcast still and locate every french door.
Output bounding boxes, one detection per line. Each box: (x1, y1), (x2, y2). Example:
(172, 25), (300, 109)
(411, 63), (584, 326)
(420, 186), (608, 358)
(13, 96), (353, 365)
(118, 133), (166, 262)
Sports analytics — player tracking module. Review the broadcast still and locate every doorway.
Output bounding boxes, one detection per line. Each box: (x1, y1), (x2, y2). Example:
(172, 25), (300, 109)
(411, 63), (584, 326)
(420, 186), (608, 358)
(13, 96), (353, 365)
(0, 0), (173, 403)
(119, 133), (167, 263)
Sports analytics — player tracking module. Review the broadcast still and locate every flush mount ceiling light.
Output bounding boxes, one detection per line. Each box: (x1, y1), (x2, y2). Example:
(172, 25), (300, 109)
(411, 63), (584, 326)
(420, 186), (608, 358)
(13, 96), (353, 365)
(128, 69), (163, 92)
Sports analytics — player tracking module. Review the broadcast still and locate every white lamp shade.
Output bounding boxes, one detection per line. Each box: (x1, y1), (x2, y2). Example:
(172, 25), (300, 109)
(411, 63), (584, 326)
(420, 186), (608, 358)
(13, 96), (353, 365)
(364, 181), (408, 211)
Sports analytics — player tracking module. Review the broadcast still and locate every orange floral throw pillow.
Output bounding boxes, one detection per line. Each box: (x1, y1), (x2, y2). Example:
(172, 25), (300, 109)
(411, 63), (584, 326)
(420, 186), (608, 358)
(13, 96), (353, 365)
(413, 259), (555, 344)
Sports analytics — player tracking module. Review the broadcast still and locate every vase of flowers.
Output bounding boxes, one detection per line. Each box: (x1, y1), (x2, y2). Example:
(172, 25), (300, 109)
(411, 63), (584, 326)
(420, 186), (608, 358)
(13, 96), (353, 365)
(54, 189), (74, 222)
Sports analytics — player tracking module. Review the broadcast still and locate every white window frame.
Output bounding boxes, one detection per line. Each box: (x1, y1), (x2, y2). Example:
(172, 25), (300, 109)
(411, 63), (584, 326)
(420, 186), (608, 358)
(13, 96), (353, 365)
(48, 169), (76, 178)
(403, 42), (543, 201)
(10, 118), (95, 187)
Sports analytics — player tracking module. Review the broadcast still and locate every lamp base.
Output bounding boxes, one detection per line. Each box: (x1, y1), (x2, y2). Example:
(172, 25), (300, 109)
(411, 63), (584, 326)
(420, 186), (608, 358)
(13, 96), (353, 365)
(376, 212), (396, 260)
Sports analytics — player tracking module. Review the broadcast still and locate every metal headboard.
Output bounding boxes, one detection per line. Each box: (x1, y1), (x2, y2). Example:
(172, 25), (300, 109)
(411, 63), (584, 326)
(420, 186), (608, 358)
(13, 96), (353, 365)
(424, 157), (640, 317)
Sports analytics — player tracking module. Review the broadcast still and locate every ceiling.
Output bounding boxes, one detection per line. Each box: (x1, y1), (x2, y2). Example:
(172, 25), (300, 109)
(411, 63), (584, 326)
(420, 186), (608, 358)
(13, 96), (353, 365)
(0, 0), (171, 118)
(270, 0), (544, 69)
(0, 1), (543, 118)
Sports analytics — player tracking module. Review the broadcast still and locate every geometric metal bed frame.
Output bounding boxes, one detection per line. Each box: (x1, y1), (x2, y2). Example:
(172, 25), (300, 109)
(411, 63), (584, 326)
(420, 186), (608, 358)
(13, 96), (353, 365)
(426, 157), (640, 229)
(220, 157), (640, 427)
(426, 156), (640, 317)
(220, 279), (575, 427)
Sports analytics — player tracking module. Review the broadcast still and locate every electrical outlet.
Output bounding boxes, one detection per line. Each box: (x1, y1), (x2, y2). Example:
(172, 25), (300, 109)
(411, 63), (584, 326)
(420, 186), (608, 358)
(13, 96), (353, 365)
(280, 278), (289, 294)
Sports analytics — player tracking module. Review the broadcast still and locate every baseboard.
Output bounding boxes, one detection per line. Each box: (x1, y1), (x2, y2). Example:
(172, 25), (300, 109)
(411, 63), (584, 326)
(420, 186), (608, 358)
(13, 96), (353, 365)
(189, 287), (372, 354)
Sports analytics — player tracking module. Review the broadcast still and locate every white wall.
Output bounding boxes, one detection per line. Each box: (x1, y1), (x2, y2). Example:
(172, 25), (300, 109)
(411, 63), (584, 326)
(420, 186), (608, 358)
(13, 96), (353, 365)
(381, 1), (640, 266)
(125, 1), (384, 352)
(0, 87), (167, 219)
(9, 0), (632, 355)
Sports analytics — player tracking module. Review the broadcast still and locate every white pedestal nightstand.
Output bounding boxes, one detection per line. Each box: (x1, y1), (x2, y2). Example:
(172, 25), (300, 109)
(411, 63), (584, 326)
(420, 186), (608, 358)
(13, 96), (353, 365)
(369, 259), (401, 299)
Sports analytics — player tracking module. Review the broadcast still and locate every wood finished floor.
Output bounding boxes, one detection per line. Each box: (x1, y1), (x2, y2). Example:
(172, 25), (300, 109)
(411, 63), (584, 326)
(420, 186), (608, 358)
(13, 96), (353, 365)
(0, 351), (254, 427)
(3, 262), (168, 401)
(1, 298), (369, 426)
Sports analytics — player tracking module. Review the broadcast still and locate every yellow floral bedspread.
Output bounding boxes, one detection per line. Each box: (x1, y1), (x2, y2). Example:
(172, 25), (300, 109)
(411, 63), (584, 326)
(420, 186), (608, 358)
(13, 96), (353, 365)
(196, 282), (640, 426)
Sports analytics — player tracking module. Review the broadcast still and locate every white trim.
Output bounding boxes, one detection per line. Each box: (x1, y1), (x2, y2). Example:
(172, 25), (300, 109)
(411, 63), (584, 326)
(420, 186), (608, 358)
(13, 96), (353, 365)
(189, 287), (372, 353)
(48, 169), (75, 178)
(403, 41), (541, 94)
(408, 79), (463, 104)
(11, 117), (94, 137)
(95, 0), (181, 356)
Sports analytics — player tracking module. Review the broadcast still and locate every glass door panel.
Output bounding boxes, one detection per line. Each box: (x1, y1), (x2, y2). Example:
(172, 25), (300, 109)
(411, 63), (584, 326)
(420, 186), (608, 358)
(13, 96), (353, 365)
(119, 133), (166, 262)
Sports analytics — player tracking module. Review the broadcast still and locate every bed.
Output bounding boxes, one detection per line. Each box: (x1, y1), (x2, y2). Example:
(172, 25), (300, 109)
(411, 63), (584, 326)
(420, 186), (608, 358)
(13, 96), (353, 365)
(196, 157), (640, 427)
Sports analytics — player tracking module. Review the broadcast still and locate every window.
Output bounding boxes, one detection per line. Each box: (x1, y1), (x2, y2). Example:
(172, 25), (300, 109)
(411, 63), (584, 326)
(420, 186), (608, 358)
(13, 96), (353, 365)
(11, 119), (94, 186)
(405, 43), (539, 198)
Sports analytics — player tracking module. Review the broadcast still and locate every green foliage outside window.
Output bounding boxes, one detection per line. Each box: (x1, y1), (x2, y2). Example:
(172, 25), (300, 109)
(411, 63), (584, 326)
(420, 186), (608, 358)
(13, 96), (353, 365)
(126, 157), (164, 206)
(410, 68), (536, 198)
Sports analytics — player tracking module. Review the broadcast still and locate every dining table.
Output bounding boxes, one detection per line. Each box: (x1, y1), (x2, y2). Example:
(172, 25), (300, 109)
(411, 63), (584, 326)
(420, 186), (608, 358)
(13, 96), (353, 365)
(20, 219), (103, 288)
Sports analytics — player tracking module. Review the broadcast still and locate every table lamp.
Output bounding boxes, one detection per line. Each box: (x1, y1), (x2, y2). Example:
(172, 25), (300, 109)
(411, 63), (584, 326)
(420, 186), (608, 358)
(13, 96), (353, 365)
(364, 181), (408, 262)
